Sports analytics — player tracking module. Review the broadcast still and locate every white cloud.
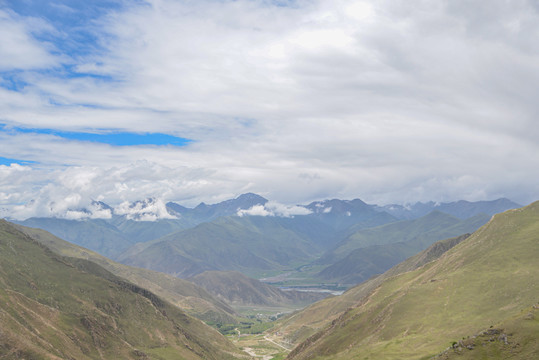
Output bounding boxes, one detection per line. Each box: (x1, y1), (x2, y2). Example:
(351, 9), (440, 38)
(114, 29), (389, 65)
(238, 201), (312, 218)
(237, 204), (272, 217)
(0, 10), (59, 71)
(1, 0), (539, 217)
(114, 198), (177, 221)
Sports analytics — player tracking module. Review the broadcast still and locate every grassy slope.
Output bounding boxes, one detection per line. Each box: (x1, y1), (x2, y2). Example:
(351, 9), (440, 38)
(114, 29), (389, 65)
(121, 216), (321, 278)
(287, 202), (539, 360)
(319, 211), (489, 265)
(15, 224), (238, 325)
(0, 220), (243, 360)
(317, 232), (475, 285)
(271, 234), (470, 347)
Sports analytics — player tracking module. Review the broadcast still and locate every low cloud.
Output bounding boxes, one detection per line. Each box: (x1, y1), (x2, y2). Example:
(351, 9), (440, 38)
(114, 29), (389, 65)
(114, 198), (177, 221)
(238, 201), (312, 218)
(64, 202), (113, 220)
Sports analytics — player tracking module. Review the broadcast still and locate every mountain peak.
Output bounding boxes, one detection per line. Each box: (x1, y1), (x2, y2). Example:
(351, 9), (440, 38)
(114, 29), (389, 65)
(233, 193), (268, 207)
(236, 192), (268, 202)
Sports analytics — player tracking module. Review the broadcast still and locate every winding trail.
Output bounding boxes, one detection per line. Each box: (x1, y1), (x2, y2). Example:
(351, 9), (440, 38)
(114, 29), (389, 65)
(263, 335), (292, 351)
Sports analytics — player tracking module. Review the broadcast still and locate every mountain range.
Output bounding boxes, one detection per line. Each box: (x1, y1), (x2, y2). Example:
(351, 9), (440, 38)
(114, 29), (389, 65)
(1, 193), (536, 359)
(314, 211), (491, 284)
(282, 201), (539, 359)
(14, 194), (521, 284)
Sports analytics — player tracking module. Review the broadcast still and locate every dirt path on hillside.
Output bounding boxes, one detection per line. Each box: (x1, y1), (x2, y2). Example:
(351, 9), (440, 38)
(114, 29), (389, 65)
(264, 335), (292, 351)
(242, 347), (272, 360)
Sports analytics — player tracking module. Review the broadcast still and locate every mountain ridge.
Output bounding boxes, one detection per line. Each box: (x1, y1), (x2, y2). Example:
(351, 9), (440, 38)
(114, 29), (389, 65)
(286, 201), (539, 359)
(0, 219), (244, 359)
(14, 223), (239, 324)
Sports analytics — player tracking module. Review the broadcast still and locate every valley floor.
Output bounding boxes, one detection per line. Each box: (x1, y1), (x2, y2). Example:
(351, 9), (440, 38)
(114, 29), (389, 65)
(230, 332), (291, 360)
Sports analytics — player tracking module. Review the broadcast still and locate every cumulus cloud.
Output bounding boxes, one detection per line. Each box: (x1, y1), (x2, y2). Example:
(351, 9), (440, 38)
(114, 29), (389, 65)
(237, 205), (272, 217)
(114, 198), (176, 221)
(64, 201), (112, 221)
(1, 0), (539, 218)
(238, 201), (312, 218)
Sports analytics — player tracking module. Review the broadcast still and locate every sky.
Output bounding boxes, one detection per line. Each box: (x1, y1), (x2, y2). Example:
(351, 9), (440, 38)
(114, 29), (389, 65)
(1, 0), (539, 219)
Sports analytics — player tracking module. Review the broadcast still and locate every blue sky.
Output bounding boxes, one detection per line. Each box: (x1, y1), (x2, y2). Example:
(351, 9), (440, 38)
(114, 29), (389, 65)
(0, 124), (191, 149)
(0, 156), (36, 166)
(3, 0), (122, 56)
(1, 0), (539, 219)
(1, 0), (188, 152)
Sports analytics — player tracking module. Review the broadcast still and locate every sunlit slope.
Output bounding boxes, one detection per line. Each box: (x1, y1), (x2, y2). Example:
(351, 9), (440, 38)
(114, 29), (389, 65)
(15, 223), (238, 325)
(0, 220), (243, 359)
(287, 202), (539, 360)
(272, 234), (470, 346)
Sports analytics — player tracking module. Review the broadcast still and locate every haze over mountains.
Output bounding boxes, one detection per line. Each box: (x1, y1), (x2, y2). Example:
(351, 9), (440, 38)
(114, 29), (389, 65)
(15, 194), (521, 284)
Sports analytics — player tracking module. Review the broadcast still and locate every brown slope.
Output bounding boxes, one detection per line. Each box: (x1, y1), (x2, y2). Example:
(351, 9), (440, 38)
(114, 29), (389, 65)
(0, 219), (244, 359)
(271, 233), (471, 347)
(190, 270), (328, 308)
(15, 223), (238, 325)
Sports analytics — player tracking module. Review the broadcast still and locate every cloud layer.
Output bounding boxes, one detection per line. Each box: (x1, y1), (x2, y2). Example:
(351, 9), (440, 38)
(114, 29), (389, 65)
(237, 202), (312, 218)
(1, 0), (539, 218)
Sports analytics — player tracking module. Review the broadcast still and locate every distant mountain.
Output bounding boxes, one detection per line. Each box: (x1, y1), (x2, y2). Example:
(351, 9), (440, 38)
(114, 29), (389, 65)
(16, 217), (134, 259)
(16, 223), (238, 325)
(0, 220), (243, 359)
(13, 194), (521, 285)
(304, 198), (397, 231)
(15, 193), (270, 258)
(15, 217), (196, 259)
(316, 233), (472, 285)
(108, 216), (191, 243)
(377, 197), (521, 220)
(168, 192), (268, 223)
(286, 202), (539, 360)
(318, 210), (491, 265)
(119, 215), (323, 278)
(189, 271), (327, 308)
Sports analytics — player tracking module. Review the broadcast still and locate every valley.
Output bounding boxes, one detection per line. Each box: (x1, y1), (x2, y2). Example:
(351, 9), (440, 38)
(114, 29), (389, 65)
(2, 194), (536, 359)
(4, 2), (538, 359)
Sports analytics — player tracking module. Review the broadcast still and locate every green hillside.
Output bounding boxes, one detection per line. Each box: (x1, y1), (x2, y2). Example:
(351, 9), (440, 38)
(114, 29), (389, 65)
(0, 220), (243, 359)
(270, 234), (470, 348)
(317, 233), (473, 285)
(15, 224), (238, 325)
(120, 216), (323, 278)
(286, 202), (539, 359)
(319, 211), (490, 265)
